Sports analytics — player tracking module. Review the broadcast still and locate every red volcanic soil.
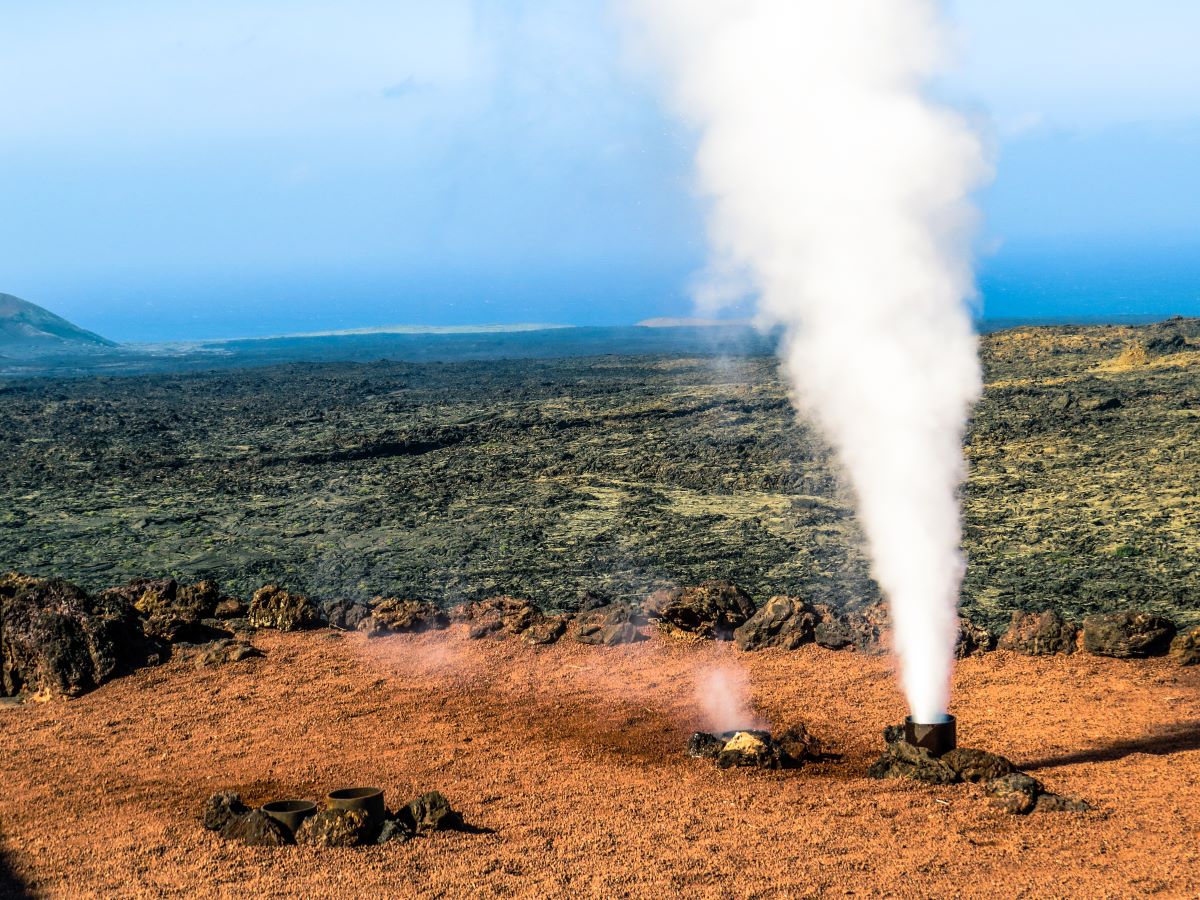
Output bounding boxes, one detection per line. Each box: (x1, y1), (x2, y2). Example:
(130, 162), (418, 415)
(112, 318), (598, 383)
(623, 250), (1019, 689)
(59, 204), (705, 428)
(2, 628), (1199, 898)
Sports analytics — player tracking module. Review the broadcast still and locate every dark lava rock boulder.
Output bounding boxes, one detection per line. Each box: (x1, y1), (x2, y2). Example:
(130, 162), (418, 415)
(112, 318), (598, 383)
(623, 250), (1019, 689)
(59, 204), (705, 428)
(97, 577), (175, 615)
(867, 739), (959, 785)
(576, 590), (612, 612)
(399, 791), (462, 834)
(716, 730), (789, 769)
(221, 809), (292, 846)
(882, 723), (906, 745)
(869, 723), (1087, 813)
(1081, 611), (1175, 658)
(375, 818), (414, 845)
(1, 574), (156, 699)
(686, 732), (725, 759)
(177, 580), (222, 617)
(453, 596), (566, 645)
(0, 572), (41, 597)
(214, 598), (248, 620)
(570, 602), (641, 646)
(247, 585), (322, 632)
(1034, 793), (1092, 813)
(202, 791), (249, 831)
(521, 616), (567, 645)
(452, 596), (536, 638)
(998, 610), (1078, 656)
(689, 727), (817, 768)
(734, 596), (816, 651)
(810, 604), (886, 652)
(295, 808), (371, 847)
(955, 619), (996, 658)
(645, 581), (755, 640)
(986, 773), (1042, 815)
(1169, 627), (1200, 666)
(184, 639), (263, 669)
(365, 598), (449, 637)
(320, 598), (371, 631)
(942, 748), (1016, 783)
(985, 773), (1089, 815)
(773, 723), (825, 763)
(99, 577), (223, 644)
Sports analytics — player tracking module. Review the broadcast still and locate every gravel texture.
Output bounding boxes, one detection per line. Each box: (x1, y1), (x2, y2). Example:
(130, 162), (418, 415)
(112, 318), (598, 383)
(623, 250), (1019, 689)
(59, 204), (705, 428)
(2, 628), (1198, 898)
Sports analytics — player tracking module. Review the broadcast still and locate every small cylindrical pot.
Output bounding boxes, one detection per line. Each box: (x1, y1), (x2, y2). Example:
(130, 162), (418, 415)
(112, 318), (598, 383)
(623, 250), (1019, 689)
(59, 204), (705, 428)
(904, 715), (957, 757)
(326, 786), (386, 822)
(261, 799), (317, 833)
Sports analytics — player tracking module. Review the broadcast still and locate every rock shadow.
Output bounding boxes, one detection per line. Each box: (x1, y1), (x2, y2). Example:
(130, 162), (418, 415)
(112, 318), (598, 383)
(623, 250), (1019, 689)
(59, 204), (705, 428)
(0, 849), (32, 899)
(1023, 722), (1200, 771)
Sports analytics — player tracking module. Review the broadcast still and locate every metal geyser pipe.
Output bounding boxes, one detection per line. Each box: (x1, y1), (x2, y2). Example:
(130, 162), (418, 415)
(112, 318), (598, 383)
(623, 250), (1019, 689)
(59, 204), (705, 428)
(904, 715), (957, 756)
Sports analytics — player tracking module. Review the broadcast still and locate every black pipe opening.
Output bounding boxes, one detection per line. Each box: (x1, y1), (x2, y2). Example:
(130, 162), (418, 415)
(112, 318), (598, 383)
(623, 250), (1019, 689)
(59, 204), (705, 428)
(904, 715), (957, 757)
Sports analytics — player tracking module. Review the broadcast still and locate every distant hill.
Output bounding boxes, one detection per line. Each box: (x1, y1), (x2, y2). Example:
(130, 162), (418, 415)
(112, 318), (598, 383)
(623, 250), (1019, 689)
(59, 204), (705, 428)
(0, 294), (115, 350)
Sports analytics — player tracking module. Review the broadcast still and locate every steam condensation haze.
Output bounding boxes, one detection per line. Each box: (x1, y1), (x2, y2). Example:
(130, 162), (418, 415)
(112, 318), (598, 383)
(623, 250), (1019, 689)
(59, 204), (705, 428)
(623, 0), (989, 722)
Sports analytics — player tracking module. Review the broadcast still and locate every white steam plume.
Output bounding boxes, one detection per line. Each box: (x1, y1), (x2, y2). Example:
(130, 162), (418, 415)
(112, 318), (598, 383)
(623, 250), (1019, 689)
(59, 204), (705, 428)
(696, 665), (767, 734)
(622, 0), (988, 723)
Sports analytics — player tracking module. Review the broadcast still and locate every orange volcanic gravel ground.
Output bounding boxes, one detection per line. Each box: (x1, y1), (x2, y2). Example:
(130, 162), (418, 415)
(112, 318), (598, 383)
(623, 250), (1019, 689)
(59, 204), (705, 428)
(2, 627), (1199, 898)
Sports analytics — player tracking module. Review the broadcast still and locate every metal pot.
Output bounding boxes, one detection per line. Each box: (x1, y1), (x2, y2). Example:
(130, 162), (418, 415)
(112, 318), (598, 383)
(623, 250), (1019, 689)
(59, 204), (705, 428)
(326, 786), (386, 821)
(261, 799), (317, 833)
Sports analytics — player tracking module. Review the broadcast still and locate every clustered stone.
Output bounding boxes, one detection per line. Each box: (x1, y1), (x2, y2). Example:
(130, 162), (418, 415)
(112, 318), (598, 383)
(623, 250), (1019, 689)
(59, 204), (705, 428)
(867, 726), (1091, 815)
(3, 569), (1194, 703)
(202, 789), (468, 849)
(687, 723), (826, 770)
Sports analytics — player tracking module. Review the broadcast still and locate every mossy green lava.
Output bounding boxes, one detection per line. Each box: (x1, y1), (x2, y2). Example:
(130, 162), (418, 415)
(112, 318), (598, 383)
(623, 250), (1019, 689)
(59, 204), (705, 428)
(0, 318), (1197, 631)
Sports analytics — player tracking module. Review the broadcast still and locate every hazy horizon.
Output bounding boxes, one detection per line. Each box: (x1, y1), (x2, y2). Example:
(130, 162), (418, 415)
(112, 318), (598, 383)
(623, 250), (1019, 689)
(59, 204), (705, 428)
(3, 1), (1199, 342)
(12, 241), (1196, 344)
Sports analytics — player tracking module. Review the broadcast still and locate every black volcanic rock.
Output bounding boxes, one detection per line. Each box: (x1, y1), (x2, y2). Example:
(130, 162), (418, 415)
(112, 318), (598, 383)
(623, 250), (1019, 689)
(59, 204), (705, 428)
(1081, 611), (1175, 658)
(734, 595), (816, 651)
(645, 581), (755, 640)
(202, 792), (248, 831)
(400, 791), (462, 834)
(182, 638), (263, 668)
(247, 585), (322, 631)
(365, 598), (449, 636)
(955, 618), (996, 658)
(0, 573), (157, 698)
(521, 616), (567, 645)
(811, 604), (885, 652)
(100, 577), (224, 644)
(870, 725), (1088, 814)
(715, 730), (790, 769)
(688, 727), (818, 769)
(221, 810), (292, 846)
(295, 809), (371, 848)
(452, 595), (566, 645)
(214, 598), (248, 620)
(942, 748), (1016, 783)
(321, 598), (371, 631)
(1170, 627), (1200, 666)
(867, 739), (959, 785)
(985, 773), (1043, 814)
(686, 732), (725, 759)
(998, 610), (1078, 656)
(772, 723), (825, 762)
(375, 818), (414, 845)
(1034, 793), (1092, 813)
(570, 602), (641, 646)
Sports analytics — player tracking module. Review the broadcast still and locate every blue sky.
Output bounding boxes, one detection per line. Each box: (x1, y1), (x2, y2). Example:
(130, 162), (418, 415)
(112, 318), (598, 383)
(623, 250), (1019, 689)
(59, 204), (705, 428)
(2, 0), (1198, 340)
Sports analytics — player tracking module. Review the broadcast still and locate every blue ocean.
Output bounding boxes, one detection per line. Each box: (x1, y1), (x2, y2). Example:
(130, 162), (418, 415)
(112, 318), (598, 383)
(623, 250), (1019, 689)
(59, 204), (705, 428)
(25, 243), (1200, 344)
